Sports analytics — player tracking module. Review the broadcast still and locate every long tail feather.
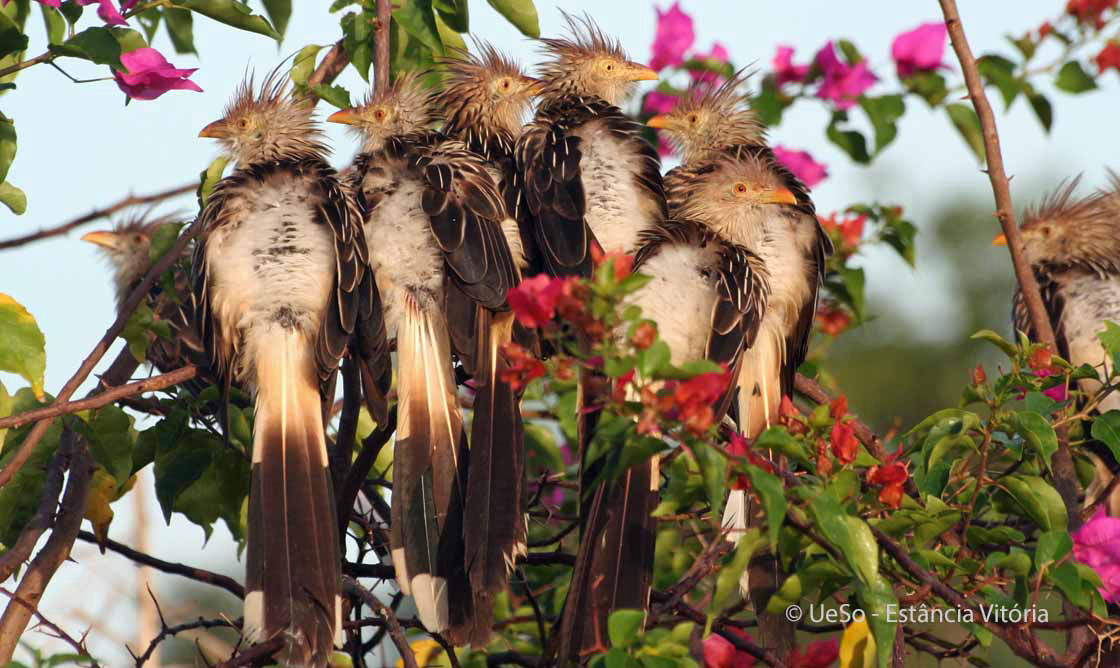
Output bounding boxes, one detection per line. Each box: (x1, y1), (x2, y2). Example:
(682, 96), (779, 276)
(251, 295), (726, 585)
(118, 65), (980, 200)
(391, 294), (468, 634)
(461, 309), (527, 646)
(736, 325), (784, 440)
(245, 328), (341, 666)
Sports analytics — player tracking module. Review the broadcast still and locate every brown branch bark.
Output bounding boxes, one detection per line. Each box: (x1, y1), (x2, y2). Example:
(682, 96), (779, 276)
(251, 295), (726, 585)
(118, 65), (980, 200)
(649, 590), (788, 668)
(0, 587), (100, 667)
(375, 0), (391, 93)
(330, 358), (362, 497)
(337, 404), (397, 534)
(343, 576), (418, 668)
(0, 219), (199, 490)
(75, 530), (245, 599)
(0, 366), (197, 430)
(214, 636), (284, 667)
(306, 39), (349, 91)
(0, 183), (195, 251)
(0, 428), (93, 663)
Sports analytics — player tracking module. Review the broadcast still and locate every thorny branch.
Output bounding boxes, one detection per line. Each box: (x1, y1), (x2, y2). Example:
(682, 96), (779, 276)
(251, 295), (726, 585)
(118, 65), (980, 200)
(0, 587), (100, 667)
(343, 577), (419, 668)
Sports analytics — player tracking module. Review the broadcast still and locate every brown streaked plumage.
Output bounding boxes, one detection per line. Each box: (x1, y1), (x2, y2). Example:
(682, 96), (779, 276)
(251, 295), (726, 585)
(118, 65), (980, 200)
(646, 69), (766, 165)
(330, 71), (437, 154)
(330, 71), (524, 645)
(193, 67), (386, 666)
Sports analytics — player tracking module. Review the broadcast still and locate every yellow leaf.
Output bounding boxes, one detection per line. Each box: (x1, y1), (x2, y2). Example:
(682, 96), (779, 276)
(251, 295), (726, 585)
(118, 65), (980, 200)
(0, 293), (46, 400)
(839, 617), (876, 668)
(397, 638), (448, 667)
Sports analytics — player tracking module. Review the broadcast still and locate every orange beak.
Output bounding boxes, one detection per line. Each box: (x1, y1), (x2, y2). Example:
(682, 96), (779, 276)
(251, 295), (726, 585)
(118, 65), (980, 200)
(198, 120), (229, 139)
(520, 75), (544, 95)
(992, 233), (1008, 246)
(80, 230), (121, 249)
(763, 186), (799, 206)
(646, 114), (670, 129)
(626, 62), (660, 82)
(326, 109), (361, 125)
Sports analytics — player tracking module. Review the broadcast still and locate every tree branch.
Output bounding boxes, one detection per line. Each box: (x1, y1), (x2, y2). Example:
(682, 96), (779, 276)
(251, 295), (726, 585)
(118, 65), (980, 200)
(0, 366), (197, 430)
(649, 590), (788, 668)
(75, 530), (245, 599)
(306, 39), (350, 91)
(343, 576), (418, 668)
(337, 405), (397, 534)
(375, 0), (391, 93)
(0, 437), (70, 582)
(0, 219), (199, 490)
(0, 586), (100, 667)
(213, 636), (284, 667)
(330, 358), (362, 497)
(0, 183), (196, 251)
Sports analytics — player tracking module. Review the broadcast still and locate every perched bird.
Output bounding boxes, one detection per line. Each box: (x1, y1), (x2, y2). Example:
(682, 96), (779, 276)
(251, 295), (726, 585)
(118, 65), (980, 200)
(666, 141), (830, 657)
(514, 13), (665, 277)
(999, 175), (1120, 512)
(328, 71), (523, 644)
(193, 70), (386, 665)
(82, 214), (208, 383)
(646, 70), (765, 166)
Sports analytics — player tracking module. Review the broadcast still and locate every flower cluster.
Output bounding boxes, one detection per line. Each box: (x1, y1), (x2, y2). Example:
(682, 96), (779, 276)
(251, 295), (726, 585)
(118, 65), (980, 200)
(648, 2), (730, 80)
(818, 211), (867, 257)
(1024, 344), (1070, 403)
(703, 630), (839, 668)
(1098, 41), (1120, 73)
(114, 48), (203, 101)
(813, 42), (878, 110)
(636, 370), (731, 437)
(1067, 0), (1118, 27)
(1073, 507), (1120, 602)
(773, 146), (828, 188)
(866, 452), (909, 508)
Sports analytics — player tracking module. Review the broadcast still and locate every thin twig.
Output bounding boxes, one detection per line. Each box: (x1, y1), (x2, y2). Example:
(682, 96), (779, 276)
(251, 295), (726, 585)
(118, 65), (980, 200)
(0, 220), (200, 490)
(338, 405), (397, 534)
(331, 359), (362, 495)
(75, 530), (245, 599)
(213, 636), (284, 667)
(0, 51), (53, 79)
(375, 0), (391, 93)
(343, 577), (418, 668)
(649, 590), (788, 668)
(0, 587), (100, 667)
(0, 366), (197, 430)
(0, 183), (195, 251)
(131, 610), (237, 667)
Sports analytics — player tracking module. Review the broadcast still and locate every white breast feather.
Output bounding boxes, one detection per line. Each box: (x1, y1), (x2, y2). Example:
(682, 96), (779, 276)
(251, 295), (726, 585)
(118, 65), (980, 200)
(628, 243), (720, 364)
(1057, 273), (1120, 412)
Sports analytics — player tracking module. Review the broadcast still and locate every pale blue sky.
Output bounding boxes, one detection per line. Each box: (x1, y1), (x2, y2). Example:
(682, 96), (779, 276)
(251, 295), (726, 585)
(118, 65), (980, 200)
(2, 1), (1118, 663)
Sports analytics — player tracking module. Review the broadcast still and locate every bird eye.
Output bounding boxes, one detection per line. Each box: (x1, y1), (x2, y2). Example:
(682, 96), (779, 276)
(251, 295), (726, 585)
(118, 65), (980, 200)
(500, 79), (512, 90)
(688, 114), (699, 125)
(374, 109), (386, 121)
(237, 118), (250, 130)
(605, 63), (614, 71)
(1041, 225), (1052, 237)
(133, 234), (145, 244)
(733, 183), (749, 196)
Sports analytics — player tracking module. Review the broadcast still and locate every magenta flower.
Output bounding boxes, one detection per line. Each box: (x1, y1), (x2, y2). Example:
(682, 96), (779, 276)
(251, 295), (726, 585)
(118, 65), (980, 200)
(814, 41), (877, 109)
(113, 48), (203, 101)
(1073, 507), (1120, 603)
(891, 21), (949, 78)
(75, 0), (127, 26)
(650, 2), (694, 71)
(689, 42), (729, 86)
(773, 146), (828, 187)
(773, 45), (809, 86)
(643, 91), (679, 115)
(12, 0), (62, 6)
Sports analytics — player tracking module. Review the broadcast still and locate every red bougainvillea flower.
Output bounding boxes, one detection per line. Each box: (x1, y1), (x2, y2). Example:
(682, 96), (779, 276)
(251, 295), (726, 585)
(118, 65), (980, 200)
(498, 342), (545, 392)
(867, 452), (909, 508)
(650, 2), (694, 71)
(1067, 0), (1118, 27)
(1073, 506), (1120, 603)
(690, 42), (730, 86)
(971, 363), (987, 385)
(788, 638), (840, 668)
(829, 395), (848, 420)
(727, 432), (751, 490)
(702, 629), (757, 668)
(76, 0), (128, 27)
(644, 90), (679, 115)
(816, 438), (833, 477)
(1097, 41), (1120, 72)
(1039, 21), (1054, 38)
(891, 21), (948, 78)
(839, 214), (866, 248)
(591, 245), (634, 280)
(774, 45), (810, 86)
(773, 146), (828, 187)
(113, 48), (203, 100)
(508, 274), (563, 327)
(662, 370), (730, 436)
(631, 322), (657, 350)
(814, 41), (877, 109)
(830, 421), (859, 465)
(1028, 345), (1054, 372)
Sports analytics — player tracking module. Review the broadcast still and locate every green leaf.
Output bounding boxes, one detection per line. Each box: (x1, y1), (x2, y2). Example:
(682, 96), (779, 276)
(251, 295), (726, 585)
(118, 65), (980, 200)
(976, 54), (1022, 108)
(341, 10), (374, 81)
(755, 427), (812, 467)
(40, 5), (65, 46)
(858, 577), (898, 668)
(902, 71), (947, 107)
(1010, 411), (1059, 469)
(433, 0), (468, 32)
(710, 529), (763, 615)
(809, 490), (879, 585)
(0, 293), (46, 400)
(825, 110), (870, 164)
(173, 0), (280, 40)
(1092, 411), (1120, 464)
(487, 0), (538, 38)
(393, 0), (442, 53)
(83, 405), (134, 485)
(291, 44), (322, 86)
(751, 77), (789, 127)
(747, 465), (786, 549)
(135, 7), (162, 43)
(197, 154), (229, 207)
(692, 440), (726, 520)
(0, 389), (62, 547)
(999, 474), (1067, 532)
(607, 609), (644, 648)
(970, 329), (1018, 356)
(992, 550), (1032, 576)
(1034, 530), (1072, 572)
(880, 214), (917, 266)
(148, 221), (184, 262)
(311, 83), (351, 109)
(1055, 61), (1097, 94)
(637, 340), (671, 379)
(0, 180), (23, 213)
(0, 113), (15, 183)
(1007, 34), (1036, 61)
(1098, 321), (1120, 370)
(121, 302), (154, 362)
(945, 103), (985, 163)
(261, 0), (290, 39)
(433, 12), (466, 53)
(110, 27), (147, 53)
(0, 10), (28, 60)
(1027, 92), (1052, 133)
(163, 8), (196, 54)
(50, 26), (122, 69)
(59, 1), (83, 24)
(858, 94), (905, 154)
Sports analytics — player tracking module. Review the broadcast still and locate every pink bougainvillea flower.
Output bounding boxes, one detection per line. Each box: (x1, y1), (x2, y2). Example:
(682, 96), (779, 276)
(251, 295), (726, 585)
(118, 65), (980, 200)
(12, 0), (62, 7)
(814, 41), (877, 109)
(650, 2), (694, 71)
(788, 638), (840, 668)
(702, 629), (757, 668)
(891, 22), (949, 78)
(773, 146), (828, 187)
(643, 90), (679, 115)
(774, 45), (810, 86)
(1073, 506), (1120, 603)
(75, 0), (127, 26)
(689, 41), (730, 86)
(508, 274), (564, 327)
(113, 47), (203, 100)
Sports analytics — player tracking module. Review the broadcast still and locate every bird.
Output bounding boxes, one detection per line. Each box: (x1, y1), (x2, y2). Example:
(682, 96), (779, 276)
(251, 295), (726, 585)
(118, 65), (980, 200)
(82, 214), (209, 384)
(328, 70), (524, 644)
(998, 175), (1120, 513)
(192, 69), (386, 666)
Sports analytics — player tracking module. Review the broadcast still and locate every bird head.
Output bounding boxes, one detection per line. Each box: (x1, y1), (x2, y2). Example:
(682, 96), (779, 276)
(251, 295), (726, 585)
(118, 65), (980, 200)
(436, 43), (539, 151)
(537, 13), (658, 107)
(199, 67), (326, 165)
(326, 71), (436, 152)
(646, 71), (765, 163)
(997, 175), (1120, 276)
(673, 149), (812, 243)
(81, 217), (165, 304)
